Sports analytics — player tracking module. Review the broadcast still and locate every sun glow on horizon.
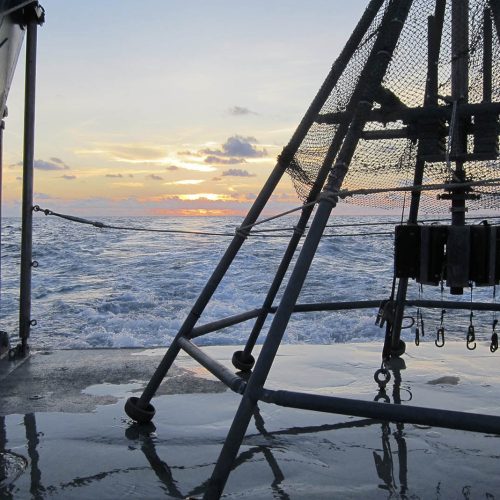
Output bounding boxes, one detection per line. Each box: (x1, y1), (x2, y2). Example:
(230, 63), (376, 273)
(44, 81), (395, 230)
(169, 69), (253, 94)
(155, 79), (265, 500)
(177, 193), (232, 201)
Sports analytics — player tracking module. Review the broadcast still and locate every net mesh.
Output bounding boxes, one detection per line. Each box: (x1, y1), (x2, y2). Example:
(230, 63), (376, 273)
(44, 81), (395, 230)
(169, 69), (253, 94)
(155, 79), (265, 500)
(286, 0), (499, 214)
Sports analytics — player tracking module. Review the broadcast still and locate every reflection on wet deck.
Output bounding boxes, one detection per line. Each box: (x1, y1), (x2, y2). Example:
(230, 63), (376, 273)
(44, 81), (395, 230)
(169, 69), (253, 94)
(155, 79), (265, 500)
(1, 344), (499, 498)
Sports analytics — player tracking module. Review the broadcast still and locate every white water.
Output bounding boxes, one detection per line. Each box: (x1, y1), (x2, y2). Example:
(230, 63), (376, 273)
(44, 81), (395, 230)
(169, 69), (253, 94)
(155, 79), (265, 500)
(1, 214), (496, 349)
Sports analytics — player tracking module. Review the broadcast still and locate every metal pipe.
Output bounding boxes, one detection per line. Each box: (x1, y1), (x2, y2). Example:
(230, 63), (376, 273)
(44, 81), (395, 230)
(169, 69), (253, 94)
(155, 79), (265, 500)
(316, 101), (500, 125)
(136, 0), (387, 410)
(177, 337), (246, 394)
(191, 301), (382, 339)
(189, 308), (262, 338)
(205, 2), (415, 497)
(0, 120), (4, 325)
(361, 128), (410, 140)
(18, 15), (38, 353)
(260, 388), (500, 435)
(406, 299), (500, 311)
(450, 0), (469, 229)
(293, 300), (382, 312)
(483, 8), (493, 103)
(390, 0), (446, 353)
(163, 293), (500, 343)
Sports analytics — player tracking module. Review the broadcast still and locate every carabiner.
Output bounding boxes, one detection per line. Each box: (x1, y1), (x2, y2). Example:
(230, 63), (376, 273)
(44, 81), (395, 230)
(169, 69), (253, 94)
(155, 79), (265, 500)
(466, 324), (476, 351)
(435, 326), (445, 348)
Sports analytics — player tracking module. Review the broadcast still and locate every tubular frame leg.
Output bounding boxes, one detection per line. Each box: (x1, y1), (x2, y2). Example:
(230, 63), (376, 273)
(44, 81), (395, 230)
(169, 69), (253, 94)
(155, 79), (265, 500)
(390, 0), (446, 353)
(206, 2), (414, 495)
(19, 16), (38, 354)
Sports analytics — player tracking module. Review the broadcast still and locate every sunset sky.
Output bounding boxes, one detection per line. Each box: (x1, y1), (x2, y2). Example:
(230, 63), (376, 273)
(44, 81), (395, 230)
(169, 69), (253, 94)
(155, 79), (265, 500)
(3, 1), (368, 216)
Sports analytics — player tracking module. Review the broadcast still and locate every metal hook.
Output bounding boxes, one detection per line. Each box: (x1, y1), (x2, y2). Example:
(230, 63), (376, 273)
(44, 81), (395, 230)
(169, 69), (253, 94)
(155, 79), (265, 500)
(490, 320), (498, 353)
(466, 324), (476, 351)
(435, 327), (445, 348)
(490, 333), (498, 353)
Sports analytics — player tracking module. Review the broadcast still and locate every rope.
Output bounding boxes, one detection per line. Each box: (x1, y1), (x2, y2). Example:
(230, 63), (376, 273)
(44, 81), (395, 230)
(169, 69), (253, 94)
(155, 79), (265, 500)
(32, 205), (393, 239)
(34, 192), (500, 241)
(238, 200), (317, 231)
(33, 206), (237, 237)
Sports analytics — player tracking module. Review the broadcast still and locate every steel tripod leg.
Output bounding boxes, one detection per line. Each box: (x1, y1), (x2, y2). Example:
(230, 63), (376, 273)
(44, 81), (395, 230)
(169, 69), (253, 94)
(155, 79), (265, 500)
(206, 0), (415, 492)
(204, 200), (336, 499)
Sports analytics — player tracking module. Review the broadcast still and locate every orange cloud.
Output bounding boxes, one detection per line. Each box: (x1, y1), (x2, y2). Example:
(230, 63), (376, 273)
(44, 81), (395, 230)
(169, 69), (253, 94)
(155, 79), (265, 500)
(150, 208), (243, 216)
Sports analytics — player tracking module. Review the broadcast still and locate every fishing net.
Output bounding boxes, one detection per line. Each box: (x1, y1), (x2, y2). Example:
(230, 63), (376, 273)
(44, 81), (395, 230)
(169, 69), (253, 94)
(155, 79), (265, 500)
(286, 0), (499, 214)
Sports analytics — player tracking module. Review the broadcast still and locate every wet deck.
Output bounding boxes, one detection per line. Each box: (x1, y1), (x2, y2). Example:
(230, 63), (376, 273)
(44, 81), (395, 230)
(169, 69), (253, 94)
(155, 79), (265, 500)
(1, 343), (499, 498)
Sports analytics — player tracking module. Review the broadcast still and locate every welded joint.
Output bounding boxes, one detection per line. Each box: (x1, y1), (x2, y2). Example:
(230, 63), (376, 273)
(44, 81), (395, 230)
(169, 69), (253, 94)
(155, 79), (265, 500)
(230, 378), (247, 394)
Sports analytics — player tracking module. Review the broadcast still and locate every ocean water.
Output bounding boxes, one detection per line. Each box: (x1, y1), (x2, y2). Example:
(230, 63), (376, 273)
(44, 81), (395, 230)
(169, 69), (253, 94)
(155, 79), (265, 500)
(0, 214), (497, 350)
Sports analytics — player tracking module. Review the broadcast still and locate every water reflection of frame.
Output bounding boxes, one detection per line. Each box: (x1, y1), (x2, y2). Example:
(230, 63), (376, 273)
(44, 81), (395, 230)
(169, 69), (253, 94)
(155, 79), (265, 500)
(3, 359), (490, 498)
(0, 361), (412, 499)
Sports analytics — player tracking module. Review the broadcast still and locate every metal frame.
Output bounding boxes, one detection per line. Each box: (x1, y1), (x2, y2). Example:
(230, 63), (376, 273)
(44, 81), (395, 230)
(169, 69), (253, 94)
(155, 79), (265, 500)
(0, 2), (44, 358)
(123, 1), (500, 498)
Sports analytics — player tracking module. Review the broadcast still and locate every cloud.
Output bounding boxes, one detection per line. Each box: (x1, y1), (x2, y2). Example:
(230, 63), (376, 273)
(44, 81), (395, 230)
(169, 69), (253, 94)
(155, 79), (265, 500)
(177, 150), (201, 157)
(202, 135), (267, 158)
(77, 143), (168, 163)
(222, 168), (255, 177)
(113, 182), (144, 188)
(49, 157), (70, 169)
(33, 159), (70, 171)
(164, 179), (204, 185)
(204, 155), (246, 165)
(34, 192), (53, 200)
(228, 106), (257, 116)
(61, 175), (76, 180)
(105, 173), (123, 178)
(148, 174), (163, 181)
